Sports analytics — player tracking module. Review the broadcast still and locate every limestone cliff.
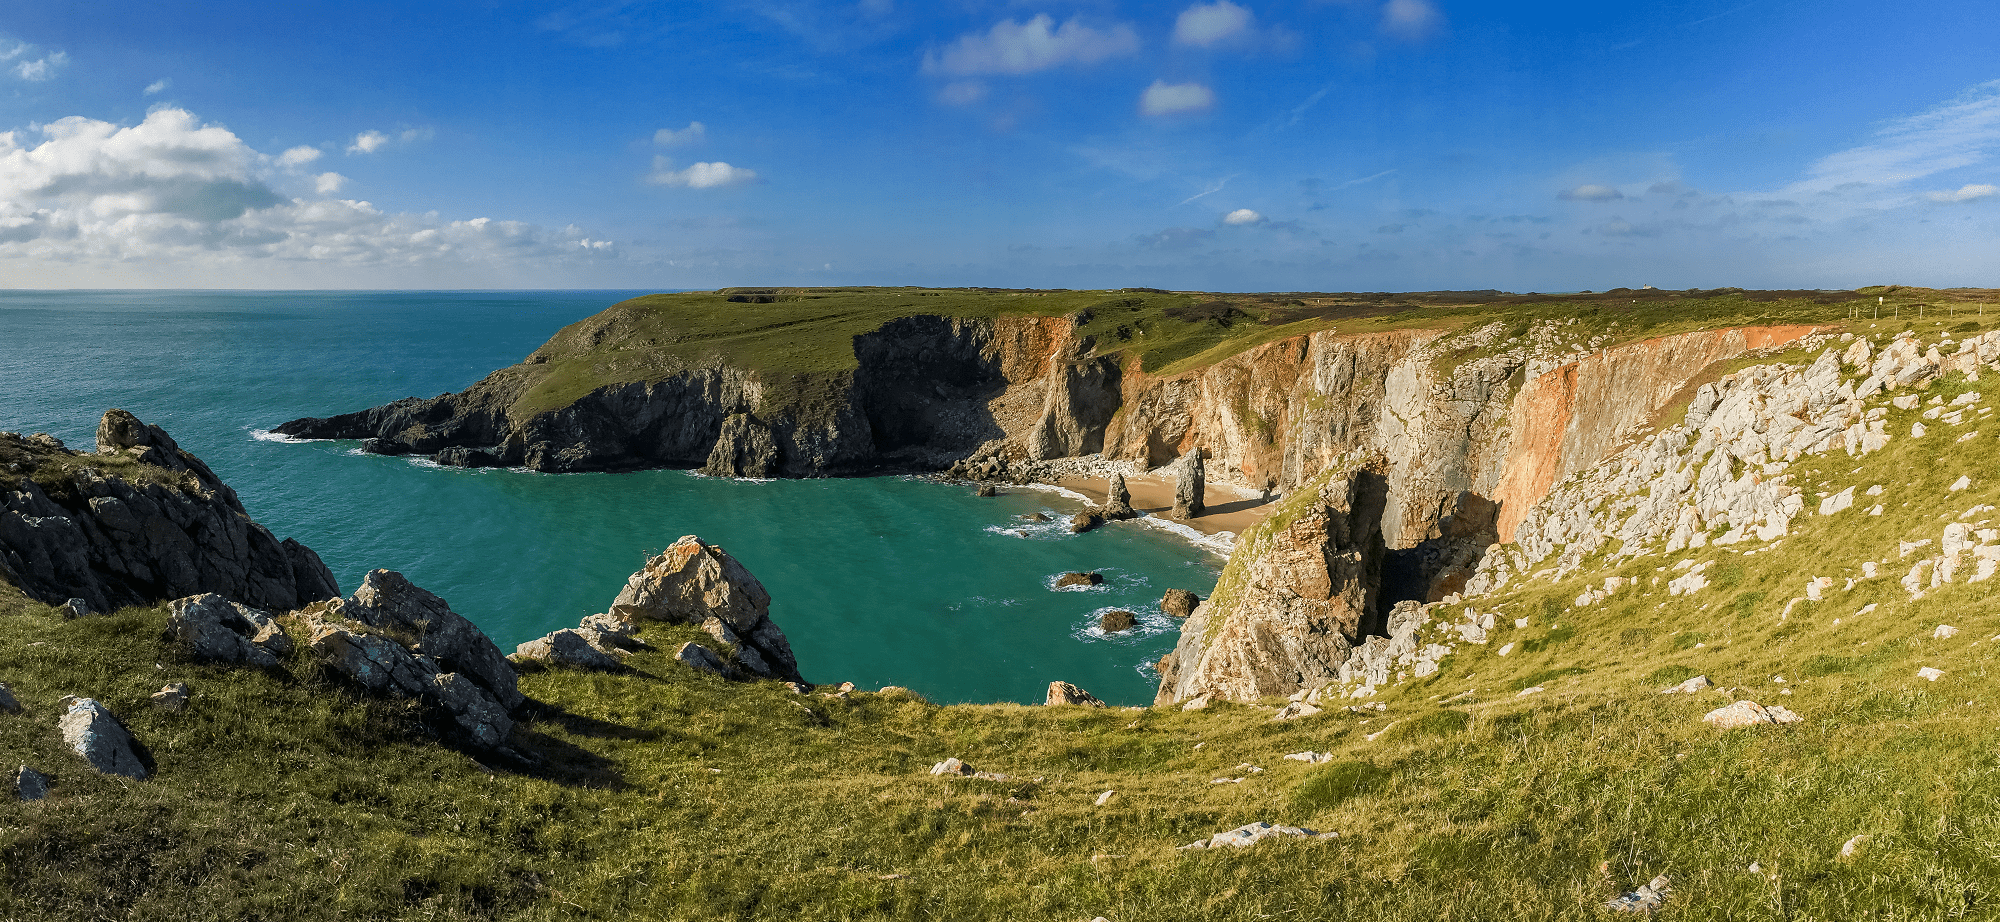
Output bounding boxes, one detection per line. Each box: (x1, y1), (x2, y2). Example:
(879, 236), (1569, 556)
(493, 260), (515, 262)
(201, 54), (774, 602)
(0, 410), (340, 614)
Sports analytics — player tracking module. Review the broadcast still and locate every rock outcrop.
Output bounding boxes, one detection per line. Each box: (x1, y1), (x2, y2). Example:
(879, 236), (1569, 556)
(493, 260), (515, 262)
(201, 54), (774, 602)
(1102, 473), (1137, 519)
(1155, 468), (1387, 704)
(1046, 681), (1107, 707)
(1160, 588), (1200, 618)
(164, 593), (292, 668)
(608, 536), (803, 683)
(1171, 448), (1206, 519)
(59, 698), (147, 779)
(0, 411), (339, 614)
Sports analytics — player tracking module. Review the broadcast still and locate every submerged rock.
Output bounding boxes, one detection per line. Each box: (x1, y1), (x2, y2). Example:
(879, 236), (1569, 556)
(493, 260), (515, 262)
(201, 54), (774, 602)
(1046, 681), (1107, 707)
(58, 698), (146, 779)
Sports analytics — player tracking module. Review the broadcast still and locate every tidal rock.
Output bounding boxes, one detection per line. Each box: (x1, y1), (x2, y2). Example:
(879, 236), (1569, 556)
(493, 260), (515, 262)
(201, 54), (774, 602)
(2, 415), (340, 615)
(674, 641), (729, 676)
(702, 412), (780, 479)
(1702, 700), (1803, 729)
(1098, 610), (1137, 633)
(1102, 473), (1137, 520)
(433, 447), (503, 469)
(975, 483), (997, 497)
(1170, 447), (1206, 520)
(16, 765), (52, 801)
(513, 629), (624, 671)
(164, 593), (290, 668)
(1053, 571), (1104, 589)
(1046, 681), (1107, 707)
(58, 698), (147, 779)
(1178, 821), (1337, 851)
(360, 438), (410, 456)
(334, 569), (522, 710)
(1022, 512), (1051, 522)
(150, 682), (190, 712)
(0, 682), (20, 714)
(1069, 510), (1106, 533)
(610, 536), (802, 682)
(1160, 588), (1200, 618)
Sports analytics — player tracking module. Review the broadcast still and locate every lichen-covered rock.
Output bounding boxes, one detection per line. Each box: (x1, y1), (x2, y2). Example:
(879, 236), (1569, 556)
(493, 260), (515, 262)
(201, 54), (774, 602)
(332, 569), (522, 710)
(611, 537), (800, 682)
(1178, 821), (1337, 850)
(307, 620), (437, 699)
(164, 593), (289, 668)
(58, 698), (146, 779)
(305, 611), (515, 752)
(1046, 681), (1106, 707)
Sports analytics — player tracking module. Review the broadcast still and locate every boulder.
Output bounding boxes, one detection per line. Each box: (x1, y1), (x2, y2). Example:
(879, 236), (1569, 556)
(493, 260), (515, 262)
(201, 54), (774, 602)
(16, 765), (52, 801)
(58, 698), (147, 779)
(513, 629), (624, 671)
(150, 682), (190, 712)
(164, 593), (289, 668)
(1702, 700), (1803, 729)
(1605, 875), (1672, 913)
(674, 641), (729, 676)
(334, 570), (522, 710)
(428, 672), (513, 751)
(0, 682), (20, 714)
(1659, 675), (1713, 694)
(1046, 681), (1107, 707)
(1098, 610), (1138, 633)
(1053, 571), (1104, 589)
(609, 538), (800, 682)
(928, 757), (1010, 781)
(1068, 510), (1106, 533)
(1160, 588), (1200, 618)
(1271, 701), (1323, 721)
(1178, 821), (1337, 851)
(1102, 473), (1137, 520)
(1171, 447), (1206, 520)
(60, 598), (93, 619)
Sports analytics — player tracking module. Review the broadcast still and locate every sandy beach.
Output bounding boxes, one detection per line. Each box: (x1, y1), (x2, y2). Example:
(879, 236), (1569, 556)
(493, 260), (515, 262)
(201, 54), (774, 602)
(1055, 472), (1280, 539)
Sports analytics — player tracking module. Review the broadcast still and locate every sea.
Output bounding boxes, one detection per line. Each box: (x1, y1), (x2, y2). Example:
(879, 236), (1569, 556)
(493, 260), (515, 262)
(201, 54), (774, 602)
(0, 291), (1221, 706)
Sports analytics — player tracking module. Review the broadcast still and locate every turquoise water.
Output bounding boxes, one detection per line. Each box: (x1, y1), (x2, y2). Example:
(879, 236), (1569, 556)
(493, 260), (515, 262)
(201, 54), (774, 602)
(0, 291), (1218, 705)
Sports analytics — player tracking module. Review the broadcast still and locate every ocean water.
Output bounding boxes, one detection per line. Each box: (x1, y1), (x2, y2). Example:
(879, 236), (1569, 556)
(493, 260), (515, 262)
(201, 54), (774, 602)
(0, 291), (1219, 705)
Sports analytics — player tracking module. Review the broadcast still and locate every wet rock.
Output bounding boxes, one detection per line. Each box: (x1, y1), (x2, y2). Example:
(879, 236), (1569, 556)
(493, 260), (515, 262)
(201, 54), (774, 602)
(1171, 448), (1205, 520)
(164, 593), (289, 668)
(433, 447), (503, 469)
(150, 682), (189, 712)
(1178, 821), (1337, 850)
(1099, 610), (1137, 633)
(1069, 510), (1106, 533)
(1046, 681), (1107, 707)
(1054, 571), (1104, 589)
(1160, 588), (1200, 618)
(610, 536), (801, 682)
(1022, 512), (1051, 522)
(16, 765), (52, 801)
(58, 698), (146, 779)
(1702, 700), (1803, 729)
(359, 437), (410, 456)
(1102, 473), (1137, 520)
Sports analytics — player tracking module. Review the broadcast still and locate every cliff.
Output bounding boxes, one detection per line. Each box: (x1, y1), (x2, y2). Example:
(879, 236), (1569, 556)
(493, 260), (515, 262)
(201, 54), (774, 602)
(0, 410), (339, 614)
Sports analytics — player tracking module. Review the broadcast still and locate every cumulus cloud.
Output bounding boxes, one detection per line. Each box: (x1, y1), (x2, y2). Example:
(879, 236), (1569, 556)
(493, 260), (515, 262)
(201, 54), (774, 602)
(1140, 80), (1215, 117)
(1222, 208), (1265, 225)
(0, 108), (611, 272)
(647, 157), (759, 189)
(1173, 2), (1254, 48)
(144, 79), (170, 96)
(654, 122), (707, 147)
(1380, 0), (1442, 40)
(13, 50), (67, 82)
(1928, 183), (1998, 203)
(924, 14), (1140, 76)
(277, 146), (322, 168)
(1558, 184), (1624, 202)
(314, 172), (347, 194)
(347, 127), (432, 155)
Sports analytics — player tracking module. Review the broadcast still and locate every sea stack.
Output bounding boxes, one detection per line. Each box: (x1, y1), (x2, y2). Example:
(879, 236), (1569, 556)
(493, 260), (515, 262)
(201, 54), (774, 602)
(1103, 473), (1137, 520)
(1171, 448), (1205, 520)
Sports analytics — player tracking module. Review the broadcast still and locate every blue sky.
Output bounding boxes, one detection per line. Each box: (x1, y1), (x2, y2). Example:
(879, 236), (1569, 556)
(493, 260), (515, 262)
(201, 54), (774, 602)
(0, 1), (1995, 291)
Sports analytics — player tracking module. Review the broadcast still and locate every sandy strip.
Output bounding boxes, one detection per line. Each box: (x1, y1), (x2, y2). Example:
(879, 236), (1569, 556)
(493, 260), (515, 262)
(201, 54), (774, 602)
(1056, 472), (1280, 539)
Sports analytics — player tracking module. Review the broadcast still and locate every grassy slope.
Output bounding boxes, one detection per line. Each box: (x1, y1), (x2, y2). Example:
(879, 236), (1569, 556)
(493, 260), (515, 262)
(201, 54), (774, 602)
(11, 303), (2000, 919)
(500, 286), (2000, 421)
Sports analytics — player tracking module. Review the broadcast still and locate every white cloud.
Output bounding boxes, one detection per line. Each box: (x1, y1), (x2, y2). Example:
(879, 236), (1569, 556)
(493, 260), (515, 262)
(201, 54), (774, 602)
(1173, 2), (1253, 48)
(277, 146), (322, 168)
(1789, 80), (2000, 196)
(654, 122), (707, 147)
(1558, 184), (1624, 202)
(647, 157), (759, 189)
(398, 126), (434, 145)
(938, 80), (987, 106)
(924, 14), (1140, 76)
(144, 79), (170, 96)
(314, 172), (347, 194)
(1381, 0), (1442, 40)
(1140, 80), (1215, 117)
(1222, 208), (1264, 225)
(348, 130), (390, 154)
(14, 50), (67, 82)
(1928, 183), (1998, 203)
(0, 108), (611, 274)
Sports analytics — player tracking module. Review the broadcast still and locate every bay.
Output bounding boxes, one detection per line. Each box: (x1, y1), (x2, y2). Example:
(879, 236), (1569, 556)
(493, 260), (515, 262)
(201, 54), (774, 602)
(0, 290), (1218, 705)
